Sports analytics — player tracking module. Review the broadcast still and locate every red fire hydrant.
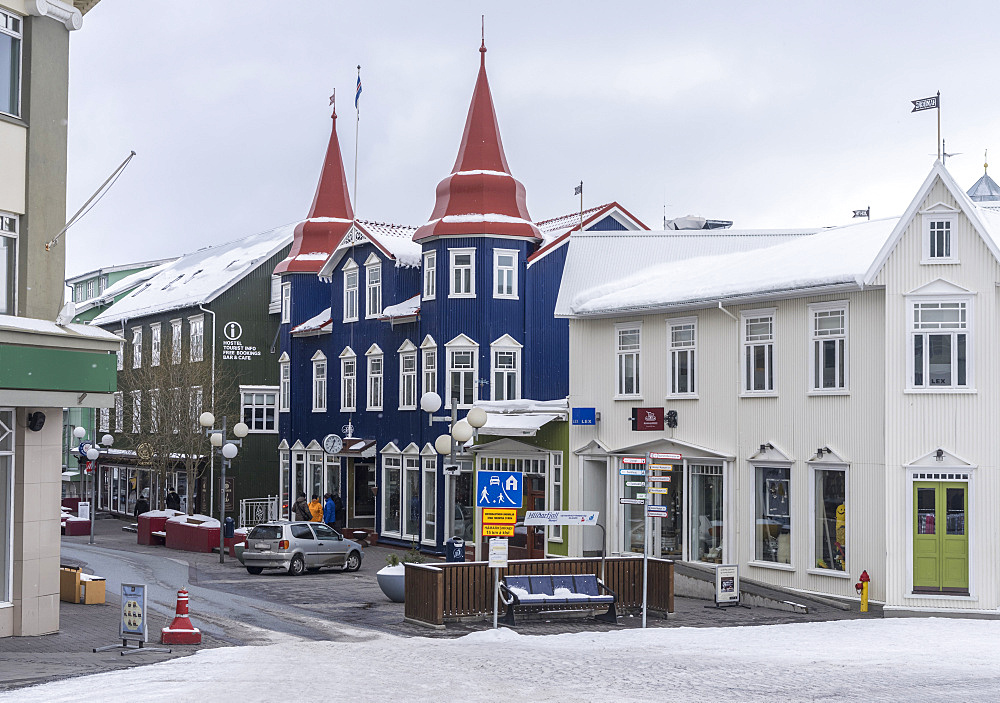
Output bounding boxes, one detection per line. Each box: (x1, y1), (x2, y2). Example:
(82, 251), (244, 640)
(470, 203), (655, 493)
(854, 570), (870, 613)
(161, 588), (202, 644)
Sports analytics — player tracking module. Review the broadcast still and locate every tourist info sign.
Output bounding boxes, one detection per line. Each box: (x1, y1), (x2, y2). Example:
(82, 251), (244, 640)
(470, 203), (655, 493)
(523, 511), (599, 526)
(120, 583), (147, 641)
(476, 471), (523, 508)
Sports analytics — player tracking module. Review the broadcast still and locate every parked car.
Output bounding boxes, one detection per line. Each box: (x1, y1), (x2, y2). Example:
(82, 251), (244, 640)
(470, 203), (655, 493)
(242, 521), (364, 576)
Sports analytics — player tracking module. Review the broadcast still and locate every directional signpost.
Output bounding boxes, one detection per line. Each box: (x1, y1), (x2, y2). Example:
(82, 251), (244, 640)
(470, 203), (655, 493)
(641, 451), (682, 628)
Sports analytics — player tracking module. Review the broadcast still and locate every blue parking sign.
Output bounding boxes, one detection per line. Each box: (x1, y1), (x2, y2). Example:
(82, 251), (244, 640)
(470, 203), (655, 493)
(476, 470), (523, 509)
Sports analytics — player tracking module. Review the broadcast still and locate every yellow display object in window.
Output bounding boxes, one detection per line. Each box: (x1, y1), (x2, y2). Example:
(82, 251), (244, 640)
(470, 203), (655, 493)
(835, 504), (846, 545)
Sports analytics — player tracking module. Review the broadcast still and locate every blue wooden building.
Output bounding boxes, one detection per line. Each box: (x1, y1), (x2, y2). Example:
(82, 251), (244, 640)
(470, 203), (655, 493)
(275, 42), (646, 555)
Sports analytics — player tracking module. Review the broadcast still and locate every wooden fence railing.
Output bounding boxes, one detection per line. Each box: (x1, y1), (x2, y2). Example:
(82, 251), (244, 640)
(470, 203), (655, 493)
(404, 556), (673, 627)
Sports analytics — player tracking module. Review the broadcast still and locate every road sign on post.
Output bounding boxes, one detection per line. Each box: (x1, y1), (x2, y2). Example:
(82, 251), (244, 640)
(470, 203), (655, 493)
(489, 538), (509, 630)
(476, 471), (523, 508)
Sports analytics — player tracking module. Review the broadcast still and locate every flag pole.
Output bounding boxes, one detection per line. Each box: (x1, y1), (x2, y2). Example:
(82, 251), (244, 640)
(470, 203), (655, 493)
(579, 181), (584, 232)
(354, 65), (361, 216)
(937, 91), (941, 161)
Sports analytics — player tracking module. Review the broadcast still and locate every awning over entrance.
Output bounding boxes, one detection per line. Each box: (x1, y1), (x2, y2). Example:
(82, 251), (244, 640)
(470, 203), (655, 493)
(479, 412), (560, 437)
(611, 436), (734, 461)
(336, 438), (377, 458)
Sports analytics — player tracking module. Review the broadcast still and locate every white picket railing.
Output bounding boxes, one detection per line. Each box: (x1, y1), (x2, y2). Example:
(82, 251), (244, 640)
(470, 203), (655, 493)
(239, 495), (280, 528)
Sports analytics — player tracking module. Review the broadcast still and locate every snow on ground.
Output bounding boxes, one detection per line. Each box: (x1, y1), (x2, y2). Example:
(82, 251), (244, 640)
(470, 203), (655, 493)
(5, 619), (1000, 702)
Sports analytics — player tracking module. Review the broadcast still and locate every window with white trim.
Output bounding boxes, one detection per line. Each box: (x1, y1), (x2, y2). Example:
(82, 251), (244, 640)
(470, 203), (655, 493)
(117, 342), (124, 371)
(279, 356), (290, 412)
(242, 386), (278, 431)
(131, 327), (142, 368)
(149, 389), (160, 433)
(99, 407), (110, 434)
(668, 318), (696, 396)
(447, 348), (477, 408)
(490, 341), (520, 401)
(742, 311), (774, 394)
(1, 10), (22, 118)
(812, 465), (847, 572)
(366, 350), (383, 411)
(422, 453), (437, 543)
(150, 323), (161, 367)
(403, 454), (420, 539)
(922, 211), (958, 263)
(810, 303), (847, 392)
(910, 299), (970, 389)
(280, 282), (291, 323)
(422, 347), (437, 398)
(312, 352), (327, 412)
(113, 392), (123, 432)
(423, 251), (436, 300)
(87, 280), (95, 299)
(549, 452), (564, 541)
(381, 450), (402, 536)
(400, 350), (417, 409)
(343, 261), (358, 322)
(169, 387), (181, 433)
(0, 410), (13, 605)
(171, 319), (182, 364)
(449, 248), (475, 297)
(0, 213), (15, 315)
(616, 324), (641, 397)
(754, 465), (790, 564)
(365, 260), (382, 318)
(493, 249), (517, 299)
(189, 386), (202, 432)
(341, 350), (356, 411)
(131, 390), (142, 433)
(188, 315), (204, 362)
(269, 275), (282, 314)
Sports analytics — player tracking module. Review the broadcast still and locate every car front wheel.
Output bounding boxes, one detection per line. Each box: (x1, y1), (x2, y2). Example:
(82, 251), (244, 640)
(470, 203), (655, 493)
(345, 551), (361, 572)
(288, 554), (306, 576)
(246, 566), (263, 575)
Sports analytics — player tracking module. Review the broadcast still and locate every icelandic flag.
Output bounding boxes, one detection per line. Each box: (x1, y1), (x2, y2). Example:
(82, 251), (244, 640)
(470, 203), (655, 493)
(355, 74), (362, 109)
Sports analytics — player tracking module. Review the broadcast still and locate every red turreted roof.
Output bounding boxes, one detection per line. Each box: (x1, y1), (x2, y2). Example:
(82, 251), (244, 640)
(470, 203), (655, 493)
(412, 43), (540, 243)
(274, 109), (355, 275)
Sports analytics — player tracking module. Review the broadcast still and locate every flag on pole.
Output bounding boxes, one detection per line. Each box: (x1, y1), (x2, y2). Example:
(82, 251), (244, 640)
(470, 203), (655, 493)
(911, 95), (939, 112)
(852, 208), (870, 218)
(355, 71), (362, 109)
(574, 182), (583, 196)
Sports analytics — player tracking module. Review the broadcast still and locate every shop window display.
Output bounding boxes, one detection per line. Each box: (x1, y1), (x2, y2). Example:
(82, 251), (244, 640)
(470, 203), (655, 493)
(814, 469), (846, 571)
(755, 466), (790, 564)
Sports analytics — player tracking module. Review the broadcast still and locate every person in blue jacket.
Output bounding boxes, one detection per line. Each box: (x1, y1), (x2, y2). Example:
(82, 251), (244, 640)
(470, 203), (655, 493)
(323, 493), (336, 529)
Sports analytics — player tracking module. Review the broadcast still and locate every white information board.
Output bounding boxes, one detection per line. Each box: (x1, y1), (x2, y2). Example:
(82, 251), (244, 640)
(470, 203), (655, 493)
(78, 501), (90, 521)
(120, 583), (148, 641)
(715, 565), (740, 605)
(488, 538), (509, 568)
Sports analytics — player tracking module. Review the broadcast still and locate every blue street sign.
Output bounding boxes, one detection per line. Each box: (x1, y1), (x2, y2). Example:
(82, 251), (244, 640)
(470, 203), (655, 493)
(571, 407), (596, 425)
(476, 470), (523, 509)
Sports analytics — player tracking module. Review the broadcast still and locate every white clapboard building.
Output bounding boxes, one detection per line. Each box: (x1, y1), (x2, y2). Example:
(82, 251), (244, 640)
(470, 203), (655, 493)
(558, 160), (1000, 614)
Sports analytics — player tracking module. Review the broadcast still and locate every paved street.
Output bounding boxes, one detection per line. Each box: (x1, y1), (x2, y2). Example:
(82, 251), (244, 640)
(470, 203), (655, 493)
(1, 517), (868, 691)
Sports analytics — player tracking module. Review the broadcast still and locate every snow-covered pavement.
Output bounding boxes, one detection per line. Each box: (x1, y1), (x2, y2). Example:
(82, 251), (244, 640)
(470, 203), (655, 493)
(5, 618), (999, 702)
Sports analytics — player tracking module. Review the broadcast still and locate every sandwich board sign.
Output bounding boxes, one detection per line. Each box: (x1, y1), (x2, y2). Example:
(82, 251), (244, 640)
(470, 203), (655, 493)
(120, 583), (148, 641)
(714, 565), (740, 606)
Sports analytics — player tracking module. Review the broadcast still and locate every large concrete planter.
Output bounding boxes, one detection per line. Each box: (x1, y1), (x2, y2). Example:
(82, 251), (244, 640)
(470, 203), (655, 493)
(376, 564), (406, 602)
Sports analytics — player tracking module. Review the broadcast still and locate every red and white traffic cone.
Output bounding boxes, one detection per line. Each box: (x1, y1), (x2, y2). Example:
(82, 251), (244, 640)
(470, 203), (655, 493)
(161, 588), (202, 645)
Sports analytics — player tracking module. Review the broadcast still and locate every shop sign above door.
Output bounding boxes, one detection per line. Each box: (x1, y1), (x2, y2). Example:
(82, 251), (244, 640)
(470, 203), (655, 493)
(631, 407), (663, 431)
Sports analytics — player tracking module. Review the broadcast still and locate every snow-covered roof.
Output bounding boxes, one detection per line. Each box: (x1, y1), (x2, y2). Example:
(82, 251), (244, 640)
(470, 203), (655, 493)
(292, 307), (332, 336)
(555, 227), (819, 317)
(73, 260), (177, 315)
(536, 204), (612, 244)
(93, 223), (295, 324)
(478, 413), (561, 437)
(529, 202), (650, 268)
(65, 257), (177, 285)
(0, 314), (122, 344)
(568, 218), (898, 317)
(473, 398), (569, 414)
(380, 294), (420, 322)
(360, 220), (420, 267)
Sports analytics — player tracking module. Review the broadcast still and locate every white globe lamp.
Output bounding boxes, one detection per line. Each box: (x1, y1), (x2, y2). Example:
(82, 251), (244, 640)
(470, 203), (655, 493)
(466, 406), (487, 429)
(451, 419), (473, 443)
(233, 422), (249, 438)
(86, 447), (99, 461)
(210, 432), (223, 448)
(73, 426), (86, 439)
(434, 433), (453, 455)
(420, 391), (442, 414)
(101, 434), (114, 447)
(199, 412), (215, 428)
(222, 443), (238, 459)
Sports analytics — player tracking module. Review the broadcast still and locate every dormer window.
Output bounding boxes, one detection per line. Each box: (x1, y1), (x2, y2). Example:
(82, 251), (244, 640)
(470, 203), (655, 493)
(449, 248), (475, 298)
(921, 207), (958, 264)
(343, 260), (358, 322)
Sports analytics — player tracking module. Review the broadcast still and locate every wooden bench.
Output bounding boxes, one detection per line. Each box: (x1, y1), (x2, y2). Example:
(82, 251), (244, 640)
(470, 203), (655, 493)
(498, 574), (618, 626)
(150, 530), (167, 545)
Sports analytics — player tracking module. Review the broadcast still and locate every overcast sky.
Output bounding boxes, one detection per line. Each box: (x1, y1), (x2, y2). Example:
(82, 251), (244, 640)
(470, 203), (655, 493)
(63, 0), (1000, 277)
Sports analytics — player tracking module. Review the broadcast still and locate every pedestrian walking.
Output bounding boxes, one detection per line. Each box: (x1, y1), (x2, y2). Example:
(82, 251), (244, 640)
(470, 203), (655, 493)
(332, 492), (345, 530)
(292, 493), (311, 521)
(323, 493), (336, 528)
(309, 494), (323, 522)
(166, 490), (181, 511)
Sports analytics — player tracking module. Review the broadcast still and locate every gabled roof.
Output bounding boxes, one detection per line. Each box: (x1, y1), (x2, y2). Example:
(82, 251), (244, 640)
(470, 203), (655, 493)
(66, 257), (177, 286)
(529, 202), (649, 267)
(412, 42), (540, 243)
(72, 259), (177, 315)
(93, 223), (295, 325)
(317, 220), (420, 279)
(967, 163), (1000, 202)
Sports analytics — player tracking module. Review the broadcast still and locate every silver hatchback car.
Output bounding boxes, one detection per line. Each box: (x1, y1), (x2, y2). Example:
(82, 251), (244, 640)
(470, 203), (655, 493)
(243, 521), (364, 576)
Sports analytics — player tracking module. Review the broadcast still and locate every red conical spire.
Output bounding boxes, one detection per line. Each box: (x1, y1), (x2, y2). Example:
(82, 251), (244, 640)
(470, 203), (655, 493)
(274, 105), (355, 275)
(412, 40), (540, 243)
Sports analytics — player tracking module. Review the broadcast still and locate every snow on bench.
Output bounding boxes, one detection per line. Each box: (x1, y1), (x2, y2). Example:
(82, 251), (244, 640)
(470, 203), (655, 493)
(498, 574), (619, 626)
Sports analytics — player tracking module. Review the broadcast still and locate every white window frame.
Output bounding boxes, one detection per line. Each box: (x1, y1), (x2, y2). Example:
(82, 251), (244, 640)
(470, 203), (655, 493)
(907, 296), (973, 392)
(750, 462), (794, 570)
(0, 9), (22, 119)
(150, 322), (161, 367)
(241, 385), (278, 433)
(808, 302), (848, 394)
(171, 319), (182, 364)
(549, 451), (564, 542)
(421, 336), (437, 399)
(188, 314), (204, 363)
(117, 342), (124, 371)
(0, 212), (16, 315)
(449, 248), (476, 298)
(490, 336), (522, 401)
(402, 451), (421, 540)
(149, 389), (160, 433)
(380, 447), (403, 537)
(365, 255), (382, 319)
(493, 248), (518, 299)
(366, 346), (383, 411)
(343, 259), (359, 322)
(615, 323), (642, 399)
(278, 352), (290, 412)
(399, 346), (417, 410)
(340, 348), (356, 412)
(808, 462), (850, 578)
(921, 209), (959, 264)
(667, 317), (697, 398)
(99, 406), (110, 434)
(445, 336), (479, 409)
(131, 327), (142, 369)
(423, 250), (436, 300)
(113, 392), (123, 432)
(131, 390), (142, 433)
(312, 351), (328, 412)
(280, 281), (291, 323)
(421, 449), (437, 545)
(189, 386), (203, 432)
(741, 309), (776, 396)
(0, 409), (13, 605)
(268, 275), (282, 314)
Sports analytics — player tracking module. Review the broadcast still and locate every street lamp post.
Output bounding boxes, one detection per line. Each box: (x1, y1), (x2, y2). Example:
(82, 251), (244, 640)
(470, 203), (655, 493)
(74, 426), (114, 546)
(198, 412), (249, 564)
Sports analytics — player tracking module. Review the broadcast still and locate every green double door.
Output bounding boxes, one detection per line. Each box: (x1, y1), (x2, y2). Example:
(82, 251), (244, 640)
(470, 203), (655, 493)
(913, 481), (969, 594)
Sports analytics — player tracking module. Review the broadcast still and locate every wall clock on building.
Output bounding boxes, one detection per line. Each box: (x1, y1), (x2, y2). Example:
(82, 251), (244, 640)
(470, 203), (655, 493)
(322, 434), (343, 455)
